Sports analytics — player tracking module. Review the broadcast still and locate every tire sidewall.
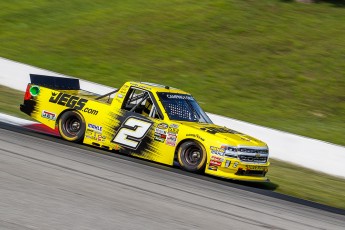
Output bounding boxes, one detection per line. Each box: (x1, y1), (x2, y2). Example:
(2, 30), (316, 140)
(58, 110), (86, 142)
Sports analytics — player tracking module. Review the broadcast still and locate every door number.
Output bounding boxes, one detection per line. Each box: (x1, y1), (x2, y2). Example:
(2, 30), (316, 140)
(113, 117), (152, 149)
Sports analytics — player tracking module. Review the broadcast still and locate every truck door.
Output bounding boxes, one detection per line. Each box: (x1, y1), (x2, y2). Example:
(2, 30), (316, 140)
(112, 87), (163, 154)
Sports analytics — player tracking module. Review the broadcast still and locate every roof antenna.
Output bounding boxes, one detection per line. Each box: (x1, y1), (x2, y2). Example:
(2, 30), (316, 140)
(165, 85), (170, 90)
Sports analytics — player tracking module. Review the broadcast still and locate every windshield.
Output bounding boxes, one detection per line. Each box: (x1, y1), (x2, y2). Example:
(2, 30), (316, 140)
(157, 92), (213, 123)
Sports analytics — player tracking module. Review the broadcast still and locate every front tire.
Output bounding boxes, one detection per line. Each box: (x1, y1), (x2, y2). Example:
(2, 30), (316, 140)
(58, 110), (85, 142)
(177, 141), (206, 172)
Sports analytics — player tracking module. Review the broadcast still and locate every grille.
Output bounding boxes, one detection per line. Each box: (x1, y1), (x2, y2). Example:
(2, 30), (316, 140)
(238, 148), (268, 154)
(238, 155), (268, 163)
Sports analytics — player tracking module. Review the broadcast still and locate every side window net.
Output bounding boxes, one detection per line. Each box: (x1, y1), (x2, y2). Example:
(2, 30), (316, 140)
(122, 88), (160, 119)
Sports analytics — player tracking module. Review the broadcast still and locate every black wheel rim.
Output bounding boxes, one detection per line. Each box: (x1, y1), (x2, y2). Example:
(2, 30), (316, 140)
(64, 116), (81, 136)
(184, 145), (202, 166)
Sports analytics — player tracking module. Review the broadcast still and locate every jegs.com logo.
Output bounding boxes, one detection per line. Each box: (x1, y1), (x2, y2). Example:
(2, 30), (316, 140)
(49, 92), (98, 115)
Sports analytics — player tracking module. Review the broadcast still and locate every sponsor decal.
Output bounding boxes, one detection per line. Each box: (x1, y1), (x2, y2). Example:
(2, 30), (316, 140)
(225, 160), (231, 168)
(155, 128), (166, 135)
(210, 155), (224, 162)
(246, 165), (266, 171)
(154, 128), (167, 142)
(170, 124), (179, 129)
(85, 128), (106, 142)
(86, 128), (93, 135)
(136, 84), (152, 90)
(49, 92), (98, 115)
(141, 82), (166, 88)
(83, 107), (98, 115)
(209, 160), (222, 167)
(166, 94), (193, 100)
(155, 134), (167, 139)
(86, 134), (106, 142)
(41, 110), (56, 120)
(168, 127), (179, 134)
(88, 123), (102, 131)
(97, 134), (106, 142)
(210, 146), (225, 156)
(186, 134), (204, 141)
(209, 156), (223, 167)
(157, 123), (168, 130)
(117, 94), (123, 98)
(166, 133), (177, 147)
(200, 126), (241, 135)
(233, 162), (238, 168)
(119, 85), (129, 94)
(154, 136), (165, 143)
(197, 135), (205, 141)
(208, 166), (218, 171)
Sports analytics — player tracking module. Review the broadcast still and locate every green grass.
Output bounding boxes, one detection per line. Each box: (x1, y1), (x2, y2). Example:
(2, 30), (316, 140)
(268, 159), (345, 210)
(0, 0), (344, 146)
(0, 85), (34, 120)
(1, 85), (345, 209)
(0, 0), (345, 208)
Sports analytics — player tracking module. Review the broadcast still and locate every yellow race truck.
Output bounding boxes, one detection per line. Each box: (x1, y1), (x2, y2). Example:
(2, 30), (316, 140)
(21, 74), (270, 182)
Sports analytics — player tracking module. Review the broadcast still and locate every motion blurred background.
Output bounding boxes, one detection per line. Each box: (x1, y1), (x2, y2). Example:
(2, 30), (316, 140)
(0, 0), (345, 208)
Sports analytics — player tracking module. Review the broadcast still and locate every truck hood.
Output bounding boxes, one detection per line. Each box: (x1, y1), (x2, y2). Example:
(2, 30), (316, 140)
(178, 121), (267, 147)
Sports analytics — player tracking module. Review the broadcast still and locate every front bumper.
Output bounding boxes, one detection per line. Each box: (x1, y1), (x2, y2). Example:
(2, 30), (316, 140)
(205, 156), (270, 182)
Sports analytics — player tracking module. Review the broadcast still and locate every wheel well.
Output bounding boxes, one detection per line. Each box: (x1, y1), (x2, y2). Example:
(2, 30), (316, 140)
(55, 109), (75, 127)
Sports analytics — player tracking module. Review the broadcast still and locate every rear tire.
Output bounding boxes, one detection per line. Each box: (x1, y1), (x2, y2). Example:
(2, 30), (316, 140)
(177, 141), (206, 172)
(58, 110), (85, 142)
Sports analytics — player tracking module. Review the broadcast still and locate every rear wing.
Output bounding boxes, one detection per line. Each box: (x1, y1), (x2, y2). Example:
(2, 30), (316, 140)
(30, 74), (119, 101)
(30, 74), (80, 90)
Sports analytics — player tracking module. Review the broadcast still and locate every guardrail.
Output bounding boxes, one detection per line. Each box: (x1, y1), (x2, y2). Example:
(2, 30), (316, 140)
(1, 57), (344, 178)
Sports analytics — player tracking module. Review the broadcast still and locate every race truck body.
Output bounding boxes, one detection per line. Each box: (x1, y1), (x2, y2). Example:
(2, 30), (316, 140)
(20, 74), (270, 182)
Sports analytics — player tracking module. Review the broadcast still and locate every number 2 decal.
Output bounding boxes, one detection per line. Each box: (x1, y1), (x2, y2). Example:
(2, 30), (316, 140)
(113, 117), (153, 149)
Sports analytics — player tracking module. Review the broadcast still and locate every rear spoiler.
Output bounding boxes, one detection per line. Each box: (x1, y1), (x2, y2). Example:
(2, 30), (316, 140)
(30, 74), (80, 90)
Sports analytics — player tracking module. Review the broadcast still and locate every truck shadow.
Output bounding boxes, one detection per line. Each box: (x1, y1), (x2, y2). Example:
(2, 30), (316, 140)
(230, 180), (278, 191)
(207, 175), (279, 191)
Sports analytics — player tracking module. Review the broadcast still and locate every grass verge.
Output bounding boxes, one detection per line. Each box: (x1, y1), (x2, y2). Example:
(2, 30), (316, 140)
(0, 85), (34, 120)
(1, 85), (344, 210)
(268, 159), (345, 210)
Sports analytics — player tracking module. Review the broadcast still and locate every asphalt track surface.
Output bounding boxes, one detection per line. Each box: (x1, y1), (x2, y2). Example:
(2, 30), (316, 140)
(1, 122), (345, 230)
